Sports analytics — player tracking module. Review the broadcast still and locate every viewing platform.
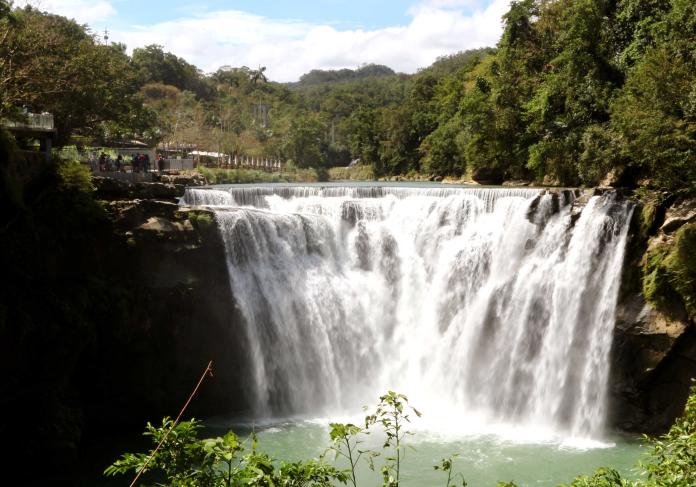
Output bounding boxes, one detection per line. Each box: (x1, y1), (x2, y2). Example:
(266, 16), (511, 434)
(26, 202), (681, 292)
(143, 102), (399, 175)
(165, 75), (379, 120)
(2, 112), (57, 162)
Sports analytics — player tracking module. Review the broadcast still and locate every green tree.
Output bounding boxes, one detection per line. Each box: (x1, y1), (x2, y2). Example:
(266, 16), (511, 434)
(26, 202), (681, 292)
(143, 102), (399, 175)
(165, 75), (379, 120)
(0, 7), (151, 143)
(284, 112), (327, 168)
(132, 44), (211, 99)
(524, 0), (620, 185)
(611, 0), (696, 191)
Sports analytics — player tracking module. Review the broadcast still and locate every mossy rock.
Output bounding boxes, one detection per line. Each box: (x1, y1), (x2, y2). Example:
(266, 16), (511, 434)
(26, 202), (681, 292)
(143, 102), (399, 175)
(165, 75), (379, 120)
(179, 209), (215, 231)
(643, 223), (696, 321)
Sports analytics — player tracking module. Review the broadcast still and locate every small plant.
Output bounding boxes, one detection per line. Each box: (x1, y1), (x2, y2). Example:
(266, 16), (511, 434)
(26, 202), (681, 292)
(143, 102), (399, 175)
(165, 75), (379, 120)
(328, 422), (378, 487)
(364, 391), (421, 486)
(434, 455), (467, 487)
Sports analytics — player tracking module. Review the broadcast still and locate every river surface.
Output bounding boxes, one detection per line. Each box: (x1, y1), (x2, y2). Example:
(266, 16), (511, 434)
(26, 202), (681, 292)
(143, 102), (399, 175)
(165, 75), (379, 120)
(211, 418), (643, 486)
(179, 182), (641, 486)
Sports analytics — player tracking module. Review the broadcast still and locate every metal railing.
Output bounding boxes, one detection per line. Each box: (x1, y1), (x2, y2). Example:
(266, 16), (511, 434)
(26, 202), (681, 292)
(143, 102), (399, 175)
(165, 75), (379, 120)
(3, 113), (55, 132)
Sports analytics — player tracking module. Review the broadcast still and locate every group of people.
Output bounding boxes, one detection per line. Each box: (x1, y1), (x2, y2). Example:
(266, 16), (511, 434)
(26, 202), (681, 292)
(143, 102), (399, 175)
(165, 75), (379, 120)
(95, 152), (166, 173)
(96, 152), (120, 172)
(130, 153), (151, 173)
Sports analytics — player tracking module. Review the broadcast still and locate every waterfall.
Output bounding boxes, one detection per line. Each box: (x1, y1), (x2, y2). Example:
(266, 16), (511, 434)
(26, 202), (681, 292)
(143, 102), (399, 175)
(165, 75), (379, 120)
(182, 185), (634, 438)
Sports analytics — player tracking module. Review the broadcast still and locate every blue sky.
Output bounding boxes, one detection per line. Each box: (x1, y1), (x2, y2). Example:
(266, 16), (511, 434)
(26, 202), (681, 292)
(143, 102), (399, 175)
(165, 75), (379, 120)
(18, 0), (510, 81)
(108, 0), (415, 30)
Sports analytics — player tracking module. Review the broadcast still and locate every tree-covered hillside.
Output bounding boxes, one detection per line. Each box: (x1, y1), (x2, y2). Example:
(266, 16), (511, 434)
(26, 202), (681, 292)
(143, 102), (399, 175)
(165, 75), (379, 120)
(293, 64), (397, 86)
(1, 0), (694, 190)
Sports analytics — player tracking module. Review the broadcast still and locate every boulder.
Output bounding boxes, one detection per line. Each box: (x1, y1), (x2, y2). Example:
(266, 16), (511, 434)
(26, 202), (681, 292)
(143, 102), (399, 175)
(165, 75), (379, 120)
(158, 173), (208, 187)
(92, 175), (131, 198)
(471, 167), (505, 185)
(611, 295), (696, 433)
(502, 179), (532, 187)
(660, 197), (696, 233)
(133, 181), (184, 199)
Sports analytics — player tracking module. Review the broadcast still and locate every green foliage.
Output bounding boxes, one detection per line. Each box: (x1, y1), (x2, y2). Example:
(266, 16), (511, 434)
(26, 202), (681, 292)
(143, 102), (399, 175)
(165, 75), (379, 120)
(186, 210), (215, 230)
(643, 223), (696, 320)
(560, 386), (696, 487)
(56, 159), (94, 193)
(198, 166), (319, 184)
(296, 65), (396, 86)
(328, 423), (371, 487)
(284, 112), (327, 168)
(364, 391), (422, 486)
(0, 129), (25, 211)
(420, 118), (466, 177)
(563, 467), (629, 487)
(132, 44), (210, 99)
(106, 417), (347, 487)
(328, 165), (375, 181)
(641, 386), (696, 486)
(434, 455), (467, 487)
(0, 7), (153, 143)
(3, 1), (693, 188)
(610, 0), (696, 191)
(109, 389), (696, 487)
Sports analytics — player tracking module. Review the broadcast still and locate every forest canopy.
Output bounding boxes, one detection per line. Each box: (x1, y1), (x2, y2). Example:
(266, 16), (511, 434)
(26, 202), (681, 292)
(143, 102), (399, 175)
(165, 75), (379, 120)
(1, 0), (694, 190)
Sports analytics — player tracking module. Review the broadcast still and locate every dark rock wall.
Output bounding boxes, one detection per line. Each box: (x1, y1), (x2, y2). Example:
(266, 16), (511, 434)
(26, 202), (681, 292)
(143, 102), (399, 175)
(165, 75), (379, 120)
(79, 200), (253, 433)
(610, 194), (696, 433)
(0, 169), (251, 476)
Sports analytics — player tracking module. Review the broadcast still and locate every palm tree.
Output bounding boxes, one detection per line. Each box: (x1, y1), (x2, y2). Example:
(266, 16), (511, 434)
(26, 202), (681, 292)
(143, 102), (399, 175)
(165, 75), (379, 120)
(250, 66), (267, 85)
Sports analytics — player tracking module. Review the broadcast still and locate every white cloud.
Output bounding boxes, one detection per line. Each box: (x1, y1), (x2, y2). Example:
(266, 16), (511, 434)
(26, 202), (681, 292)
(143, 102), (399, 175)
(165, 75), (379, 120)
(20, 0), (511, 82)
(16, 0), (117, 24)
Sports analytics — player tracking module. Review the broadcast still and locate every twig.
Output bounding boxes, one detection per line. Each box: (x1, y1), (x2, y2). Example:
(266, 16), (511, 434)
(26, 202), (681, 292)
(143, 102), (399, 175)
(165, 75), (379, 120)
(128, 360), (214, 487)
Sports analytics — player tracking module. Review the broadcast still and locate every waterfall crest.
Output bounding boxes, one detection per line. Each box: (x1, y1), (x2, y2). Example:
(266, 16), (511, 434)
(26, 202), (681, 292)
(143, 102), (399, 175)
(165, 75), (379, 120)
(183, 185), (634, 438)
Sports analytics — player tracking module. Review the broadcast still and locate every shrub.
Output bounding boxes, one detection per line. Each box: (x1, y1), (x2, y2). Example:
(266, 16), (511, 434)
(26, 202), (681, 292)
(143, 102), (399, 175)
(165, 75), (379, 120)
(56, 159), (94, 193)
(108, 388), (696, 487)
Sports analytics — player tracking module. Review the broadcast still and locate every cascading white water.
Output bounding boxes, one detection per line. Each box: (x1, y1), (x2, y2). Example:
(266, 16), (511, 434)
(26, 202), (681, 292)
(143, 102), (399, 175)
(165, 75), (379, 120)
(182, 185), (634, 438)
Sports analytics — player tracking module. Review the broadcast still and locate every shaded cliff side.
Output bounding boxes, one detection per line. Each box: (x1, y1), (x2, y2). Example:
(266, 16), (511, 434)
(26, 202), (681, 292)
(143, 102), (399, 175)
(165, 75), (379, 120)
(610, 192), (696, 433)
(0, 153), (251, 476)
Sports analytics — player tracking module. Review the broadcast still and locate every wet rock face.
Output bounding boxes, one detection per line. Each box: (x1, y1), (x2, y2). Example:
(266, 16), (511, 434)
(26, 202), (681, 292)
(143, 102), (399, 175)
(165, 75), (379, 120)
(610, 196), (696, 434)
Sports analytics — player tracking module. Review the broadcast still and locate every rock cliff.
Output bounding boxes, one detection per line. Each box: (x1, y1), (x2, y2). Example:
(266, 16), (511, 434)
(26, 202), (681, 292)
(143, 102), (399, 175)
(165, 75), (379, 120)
(610, 194), (696, 433)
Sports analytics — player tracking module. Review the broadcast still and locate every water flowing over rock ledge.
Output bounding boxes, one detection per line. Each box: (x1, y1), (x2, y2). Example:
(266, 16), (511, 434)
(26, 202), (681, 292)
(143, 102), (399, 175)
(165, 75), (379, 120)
(181, 184), (640, 438)
(84, 182), (693, 443)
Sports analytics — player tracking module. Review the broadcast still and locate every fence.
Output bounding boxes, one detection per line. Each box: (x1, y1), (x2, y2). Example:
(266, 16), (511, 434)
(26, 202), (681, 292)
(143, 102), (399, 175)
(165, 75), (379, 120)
(4, 113), (55, 132)
(200, 156), (285, 173)
(162, 159), (194, 171)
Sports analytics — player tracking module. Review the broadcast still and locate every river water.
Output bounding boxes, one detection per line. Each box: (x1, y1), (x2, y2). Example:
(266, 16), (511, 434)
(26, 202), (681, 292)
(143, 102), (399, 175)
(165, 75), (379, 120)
(182, 182), (642, 485)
